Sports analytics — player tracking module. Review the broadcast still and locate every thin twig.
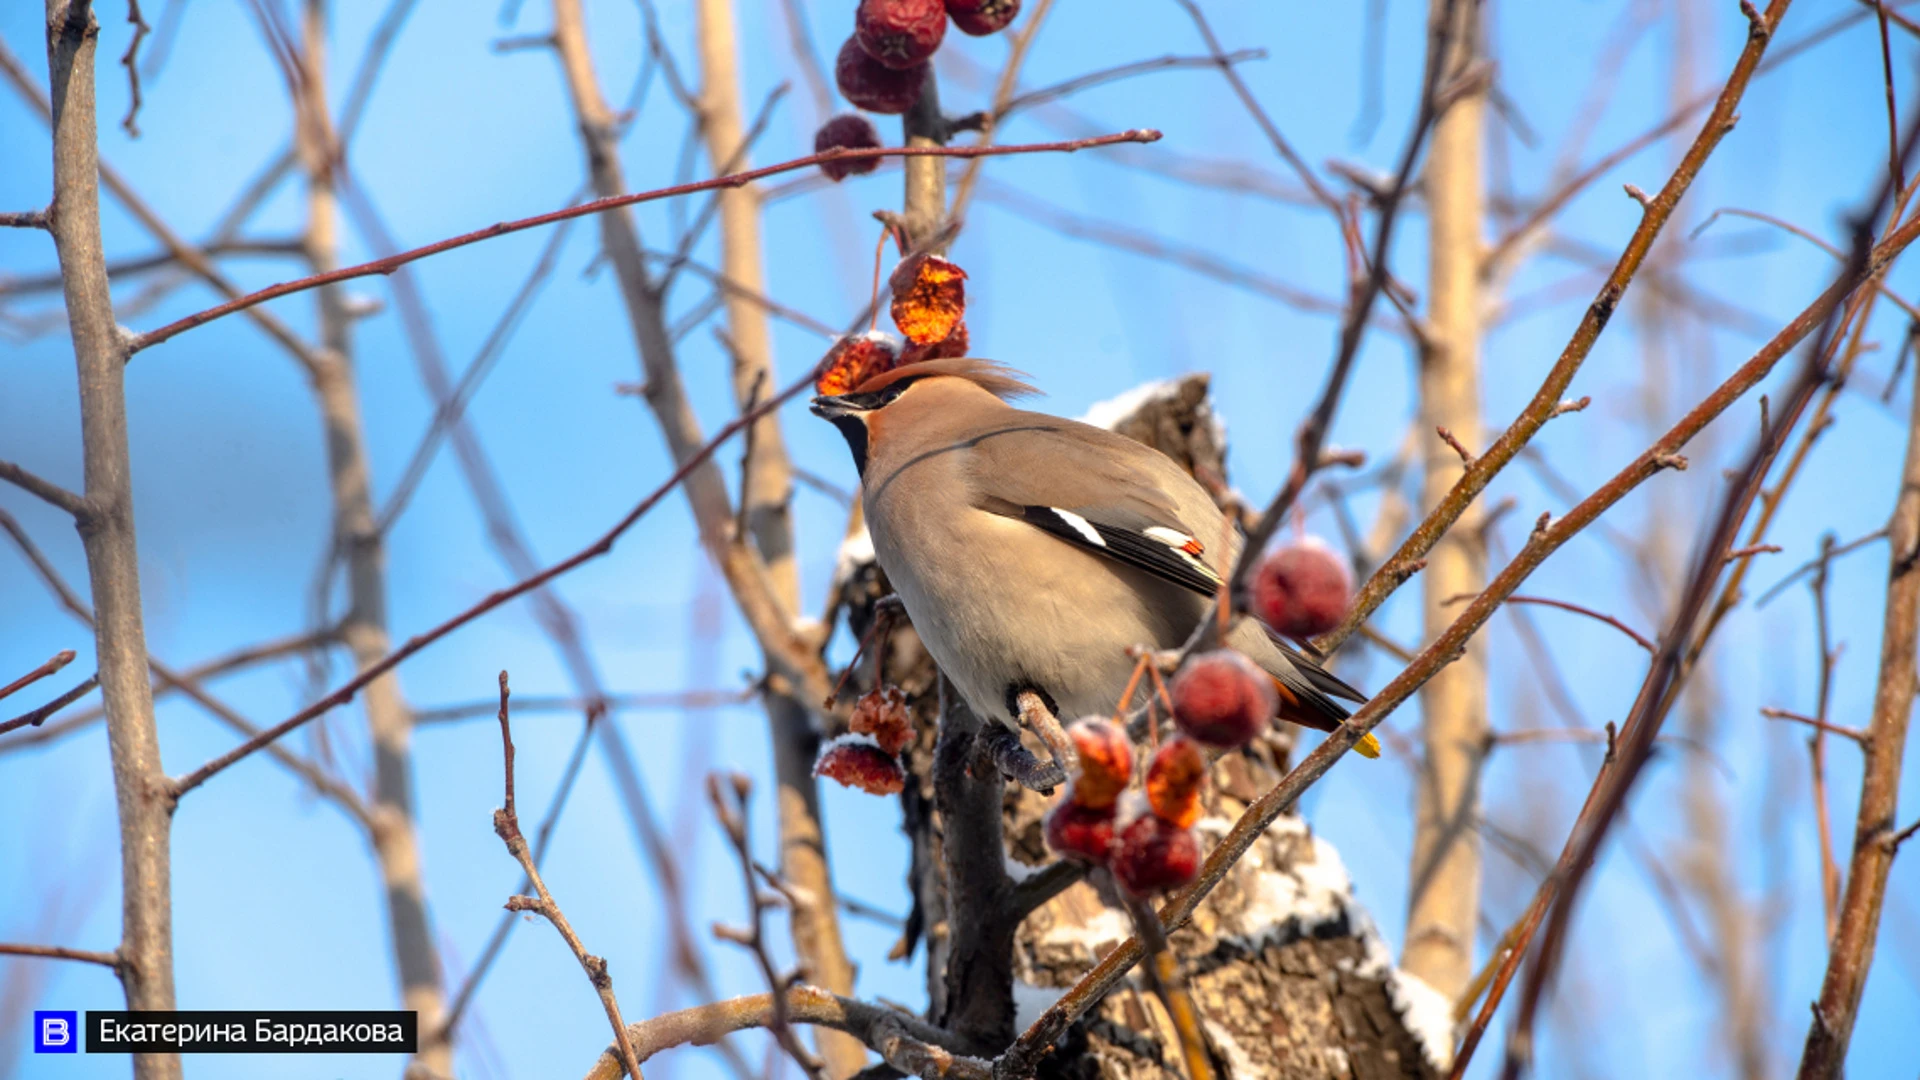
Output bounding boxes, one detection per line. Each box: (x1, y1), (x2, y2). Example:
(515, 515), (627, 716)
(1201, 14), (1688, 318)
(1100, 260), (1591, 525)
(0, 649), (76, 704)
(0, 460), (89, 518)
(0, 943), (120, 968)
(128, 130), (1159, 354)
(493, 672), (647, 1080)
(1760, 707), (1869, 745)
(119, 0), (151, 136)
(1444, 591), (1656, 653)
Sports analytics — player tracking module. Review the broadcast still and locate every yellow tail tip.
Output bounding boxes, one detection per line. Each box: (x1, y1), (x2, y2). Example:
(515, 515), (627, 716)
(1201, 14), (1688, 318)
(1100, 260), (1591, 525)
(1353, 731), (1381, 759)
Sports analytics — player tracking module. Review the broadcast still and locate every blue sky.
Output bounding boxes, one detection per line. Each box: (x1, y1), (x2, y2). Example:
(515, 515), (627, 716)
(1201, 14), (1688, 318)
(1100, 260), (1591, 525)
(3, 0), (1919, 1077)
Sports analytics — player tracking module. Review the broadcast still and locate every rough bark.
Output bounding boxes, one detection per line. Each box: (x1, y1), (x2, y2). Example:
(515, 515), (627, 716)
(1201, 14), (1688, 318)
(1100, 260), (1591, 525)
(1405, 0), (1487, 1010)
(1795, 359), (1920, 1078)
(296, 4), (449, 1073)
(43, 3), (179, 1078)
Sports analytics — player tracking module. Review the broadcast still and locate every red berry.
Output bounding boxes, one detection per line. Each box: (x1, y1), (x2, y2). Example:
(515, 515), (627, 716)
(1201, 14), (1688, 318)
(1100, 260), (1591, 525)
(1170, 649), (1278, 749)
(945, 0), (1020, 35)
(1112, 814), (1200, 895)
(814, 114), (883, 181)
(1252, 538), (1353, 639)
(814, 332), (900, 396)
(814, 737), (907, 795)
(1045, 800), (1116, 863)
(849, 686), (912, 756)
(898, 319), (969, 365)
(1144, 737), (1206, 828)
(834, 36), (926, 114)
(856, 0), (946, 70)
(1065, 717), (1133, 810)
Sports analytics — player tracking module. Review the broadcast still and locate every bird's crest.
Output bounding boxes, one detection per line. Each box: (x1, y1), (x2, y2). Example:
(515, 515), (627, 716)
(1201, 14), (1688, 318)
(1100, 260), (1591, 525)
(851, 358), (1039, 401)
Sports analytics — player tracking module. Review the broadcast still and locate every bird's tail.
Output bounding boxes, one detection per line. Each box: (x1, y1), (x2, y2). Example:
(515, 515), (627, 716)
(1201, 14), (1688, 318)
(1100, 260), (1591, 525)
(1229, 618), (1380, 759)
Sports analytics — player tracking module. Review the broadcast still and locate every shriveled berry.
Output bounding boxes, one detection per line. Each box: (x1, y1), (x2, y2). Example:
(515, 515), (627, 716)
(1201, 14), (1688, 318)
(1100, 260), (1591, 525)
(1144, 737), (1205, 828)
(1045, 799), (1117, 863)
(946, 0), (1020, 35)
(1112, 814), (1200, 895)
(1065, 717), (1133, 810)
(898, 319), (969, 365)
(815, 332), (901, 396)
(849, 686), (913, 756)
(1170, 649), (1278, 749)
(814, 737), (907, 795)
(1252, 537), (1354, 639)
(856, 0), (946, 69)
(814, 114), (883, 181)
(835, 36), (927, 114)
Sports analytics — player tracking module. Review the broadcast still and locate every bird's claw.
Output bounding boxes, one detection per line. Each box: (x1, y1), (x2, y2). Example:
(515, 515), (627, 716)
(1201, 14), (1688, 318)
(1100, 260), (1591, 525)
(980, 723), (1067, 793)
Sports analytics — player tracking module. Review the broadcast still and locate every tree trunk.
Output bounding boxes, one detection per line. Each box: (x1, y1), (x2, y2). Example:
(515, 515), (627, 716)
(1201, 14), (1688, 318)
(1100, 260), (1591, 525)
(44, 4), (179, 1078)
(298, 5), (449, 1073)
(1405, 0), (1487, 1021)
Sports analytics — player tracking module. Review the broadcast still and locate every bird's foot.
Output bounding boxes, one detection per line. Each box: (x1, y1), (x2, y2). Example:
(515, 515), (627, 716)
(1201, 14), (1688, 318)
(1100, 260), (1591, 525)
(1016, 689), (1079, 779)
(979, 723), (1066, 793)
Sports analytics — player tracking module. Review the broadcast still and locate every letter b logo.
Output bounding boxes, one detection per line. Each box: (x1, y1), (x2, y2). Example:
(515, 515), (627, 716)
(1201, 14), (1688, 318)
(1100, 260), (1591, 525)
(34, 1011), (77, 1053)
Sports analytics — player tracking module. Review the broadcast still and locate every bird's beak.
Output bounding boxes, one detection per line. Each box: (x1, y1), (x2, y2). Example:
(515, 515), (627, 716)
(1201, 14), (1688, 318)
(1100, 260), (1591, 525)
(809, 395), (860, 421)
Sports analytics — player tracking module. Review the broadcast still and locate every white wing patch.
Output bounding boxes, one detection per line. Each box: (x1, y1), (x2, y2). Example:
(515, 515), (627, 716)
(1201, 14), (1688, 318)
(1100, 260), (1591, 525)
(1144, 526), (1195, 547)
(1049, 508), (1106, 547)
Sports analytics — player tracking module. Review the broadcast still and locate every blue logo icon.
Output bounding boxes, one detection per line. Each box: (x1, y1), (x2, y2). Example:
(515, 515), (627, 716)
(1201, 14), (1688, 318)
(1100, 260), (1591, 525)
(34, 1010), (77, 1053)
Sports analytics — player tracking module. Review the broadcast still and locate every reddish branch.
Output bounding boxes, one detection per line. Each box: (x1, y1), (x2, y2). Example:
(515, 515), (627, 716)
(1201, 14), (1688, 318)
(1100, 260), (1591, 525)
(1445, 592), (1655, 653)
(127, 130), (1159, 354)
(0, 942), (120, 968)
(1795, 355), (1920, 1079)
(1319, 0), (1794, 657)
(0, 649), (76, 703)
(1006, 145), (1920, 1080)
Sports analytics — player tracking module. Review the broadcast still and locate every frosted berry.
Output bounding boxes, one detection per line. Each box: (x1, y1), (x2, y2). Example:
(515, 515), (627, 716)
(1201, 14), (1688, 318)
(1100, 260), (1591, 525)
(1045, 800), (1116, 863)
(849, 686), (913, 756)
(1252, 538), (1353, 639)
(856, 0), (947, 70)
(1065, 717), (1133, 810)
(946, 0), (1020, 35)
(814, 114), (883, 181)
(1170, 649), (1278, 749)
(814, 737), (907, 795)
(1144, 737), (1205, 828)
(835, 36), (926, 114)
(1112, 814), (1200, 895)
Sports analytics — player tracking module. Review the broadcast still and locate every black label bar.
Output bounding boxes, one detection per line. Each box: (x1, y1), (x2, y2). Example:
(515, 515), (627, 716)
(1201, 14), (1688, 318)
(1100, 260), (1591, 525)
(85, 1011), (418, 1054)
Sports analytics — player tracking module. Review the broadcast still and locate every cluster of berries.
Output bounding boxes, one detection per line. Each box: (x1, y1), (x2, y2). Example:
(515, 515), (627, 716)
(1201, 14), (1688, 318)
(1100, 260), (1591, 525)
(814, 686), (913, 794)
(813, 0), (1024, 181)
(1044, 647), (1285, 894)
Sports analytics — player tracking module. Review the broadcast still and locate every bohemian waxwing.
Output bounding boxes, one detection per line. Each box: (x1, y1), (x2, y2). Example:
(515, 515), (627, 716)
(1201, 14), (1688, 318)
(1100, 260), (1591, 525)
(811, 358), (1378, 771)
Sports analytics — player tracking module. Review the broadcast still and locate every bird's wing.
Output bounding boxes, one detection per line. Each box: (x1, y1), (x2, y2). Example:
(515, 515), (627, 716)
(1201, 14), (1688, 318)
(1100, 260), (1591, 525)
(964, 415), (1236, 596)
(964, 413), (1379, 755)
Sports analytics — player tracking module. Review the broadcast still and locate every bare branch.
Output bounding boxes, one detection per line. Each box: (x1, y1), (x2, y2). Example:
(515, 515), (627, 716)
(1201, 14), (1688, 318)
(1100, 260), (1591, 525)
(582, 987), (986, 1080)
(0, 942), (120, 968)
(493, 672), (647, 1080)
(0, 649), (75, 704)
(124, 130), (1159, 354)
(1760, 707), (1869, 745)
(0, 460), (89, 517)
(1795, 332), (1920, 1079)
